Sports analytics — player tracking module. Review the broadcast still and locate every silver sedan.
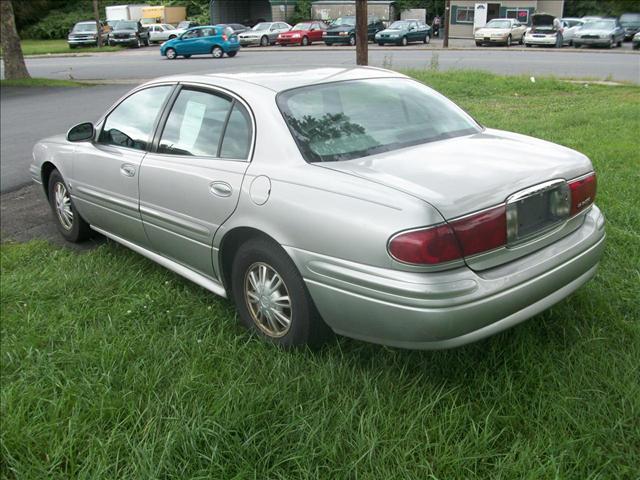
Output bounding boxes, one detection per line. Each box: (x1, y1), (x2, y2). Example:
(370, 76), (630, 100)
(30, 67), (605, 349)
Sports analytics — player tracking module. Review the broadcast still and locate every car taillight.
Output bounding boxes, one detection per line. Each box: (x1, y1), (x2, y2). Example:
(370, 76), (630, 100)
(222, 34), (228, 41)
(568, 172), (596, 215)
(388, 205), (507, 265)
(450, 205), (507, 257)
(388, 224), (462, 265)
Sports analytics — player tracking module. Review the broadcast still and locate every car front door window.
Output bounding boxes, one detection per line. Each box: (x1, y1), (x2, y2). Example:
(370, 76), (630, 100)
(98, 86), (172, 151)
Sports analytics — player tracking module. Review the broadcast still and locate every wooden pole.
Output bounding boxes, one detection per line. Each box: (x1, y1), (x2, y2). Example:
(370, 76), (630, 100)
(443, 0), (451, 48)
(355, 0), (368, 66)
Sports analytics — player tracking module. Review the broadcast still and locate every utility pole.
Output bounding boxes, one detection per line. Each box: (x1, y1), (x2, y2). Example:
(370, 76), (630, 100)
(355, 0), (368, 65)
(443, 0), (451, 48)
(92, 0), (103, 48)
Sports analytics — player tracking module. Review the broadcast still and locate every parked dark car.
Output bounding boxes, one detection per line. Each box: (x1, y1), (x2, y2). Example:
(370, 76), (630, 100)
(375, 20), (431, 46)
(323, 16), (385, 46)
(619, 13), (640, 40)
(108, 20), (150, 48)
(67, 21), (109, 48)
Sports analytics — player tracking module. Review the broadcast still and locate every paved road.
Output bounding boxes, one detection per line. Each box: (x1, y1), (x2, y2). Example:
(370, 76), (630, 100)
(6, 44), (640, 83)
(1, 85), (132, 192)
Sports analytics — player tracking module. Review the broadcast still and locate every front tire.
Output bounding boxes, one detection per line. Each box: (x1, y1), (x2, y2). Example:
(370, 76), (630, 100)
(231, 238), (331, 348)
(212, 46), (224, 58)
(260, 35), (269, 47)
(302, 36), (309, 46)
(424, 34), (430, 44)
(48, 170), (90, 243)
(165, 47), (177, 59)
(348, 35), (356, 46)
(506, 35), (512, 47)
(400, 36), (408, 46)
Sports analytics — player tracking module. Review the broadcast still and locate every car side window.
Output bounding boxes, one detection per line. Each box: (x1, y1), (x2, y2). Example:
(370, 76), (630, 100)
(98, 86), (172, 151)
(158, 88), (232, 157)
(201, 28), (215, 37)
(220, 103), (252, 159)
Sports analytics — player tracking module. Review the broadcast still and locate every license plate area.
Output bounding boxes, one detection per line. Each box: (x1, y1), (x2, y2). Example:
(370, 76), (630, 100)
(506, 180), (570, 246)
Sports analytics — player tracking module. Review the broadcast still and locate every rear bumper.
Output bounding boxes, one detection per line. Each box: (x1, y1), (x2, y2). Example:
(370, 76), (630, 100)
(288, 206), (605, 349)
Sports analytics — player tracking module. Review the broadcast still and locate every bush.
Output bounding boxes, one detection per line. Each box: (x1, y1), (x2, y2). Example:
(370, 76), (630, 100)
(21, 9), (94, 40)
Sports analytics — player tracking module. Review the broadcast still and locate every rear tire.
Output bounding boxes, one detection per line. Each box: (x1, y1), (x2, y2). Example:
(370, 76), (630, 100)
(231, 238), (332, 348)
(401, 36), (408, 46)
(48, 169), (90, 243)
(424, 34), (430, 44)
(348, 35), (355, 46)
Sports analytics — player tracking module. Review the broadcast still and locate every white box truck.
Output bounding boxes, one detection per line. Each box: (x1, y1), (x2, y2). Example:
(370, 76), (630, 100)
(105, 4), (149, 22)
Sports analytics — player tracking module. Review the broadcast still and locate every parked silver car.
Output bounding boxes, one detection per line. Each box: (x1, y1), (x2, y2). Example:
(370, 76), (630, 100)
(573, 18), (625, 48)
(30, 67), (605, 350)
(147, 23), (183, 43)
(237, 21), (291, 46)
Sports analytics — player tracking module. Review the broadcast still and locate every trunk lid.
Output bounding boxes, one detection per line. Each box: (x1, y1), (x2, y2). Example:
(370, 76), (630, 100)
(321, 129), (593, 269)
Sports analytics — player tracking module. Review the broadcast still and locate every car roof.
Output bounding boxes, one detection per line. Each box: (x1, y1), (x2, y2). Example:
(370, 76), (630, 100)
(148, 66), (406, 93)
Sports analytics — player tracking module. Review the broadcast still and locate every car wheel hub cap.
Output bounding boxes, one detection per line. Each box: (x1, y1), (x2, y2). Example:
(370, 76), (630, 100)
(54, 182), (73, 230)
(244, 262), (292, 337)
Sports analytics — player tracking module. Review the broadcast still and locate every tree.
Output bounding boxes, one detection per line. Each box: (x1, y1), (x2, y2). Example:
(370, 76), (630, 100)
(92, 0), (103, 47)
(355, 0), (368, 65)
(0, 0), (30, 80)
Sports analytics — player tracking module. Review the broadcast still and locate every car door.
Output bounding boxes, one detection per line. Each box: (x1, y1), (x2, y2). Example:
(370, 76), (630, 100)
(177, 28), (199, 54)
(71, 85), (174, 247)
(409, 21), (422, 41)
(139, 85), (253, 277)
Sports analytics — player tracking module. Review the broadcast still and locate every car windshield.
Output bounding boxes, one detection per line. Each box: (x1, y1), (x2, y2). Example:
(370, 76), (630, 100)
(584, 20), (615, 29)
(332, 17), (356, 27)
(620, 13), (640, 26)
(292, 23), (312, 30)
(114, 21), (137, 30)
(252, 23), (271, 31)
(486, 20), (512, 28)
(278, 78), (480, 163)
(73, 23), (97, 32)
(389, 21), (410, 29)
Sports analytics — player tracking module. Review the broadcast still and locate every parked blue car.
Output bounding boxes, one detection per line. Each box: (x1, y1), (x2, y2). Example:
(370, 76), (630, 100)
(160, 25), (240, 59)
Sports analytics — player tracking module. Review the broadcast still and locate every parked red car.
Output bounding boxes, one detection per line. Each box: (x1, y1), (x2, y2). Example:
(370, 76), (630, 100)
(277, 21), (326, 46)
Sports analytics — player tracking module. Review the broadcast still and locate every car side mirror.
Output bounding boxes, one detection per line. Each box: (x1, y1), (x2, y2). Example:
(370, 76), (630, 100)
(67, 122), (94, 142)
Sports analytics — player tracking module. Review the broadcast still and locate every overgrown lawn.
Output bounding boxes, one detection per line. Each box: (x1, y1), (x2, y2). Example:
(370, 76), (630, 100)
(1, 71), (639, 479)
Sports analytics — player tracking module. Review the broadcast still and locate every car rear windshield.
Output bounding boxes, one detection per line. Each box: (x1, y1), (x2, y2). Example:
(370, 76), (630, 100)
(277, 78), (480, 163)
(114, 21), (137, 30)
(73, 23), (97, 32)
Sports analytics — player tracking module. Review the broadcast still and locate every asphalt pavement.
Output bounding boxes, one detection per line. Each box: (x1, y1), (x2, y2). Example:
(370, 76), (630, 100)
(3, 42), (639, 84)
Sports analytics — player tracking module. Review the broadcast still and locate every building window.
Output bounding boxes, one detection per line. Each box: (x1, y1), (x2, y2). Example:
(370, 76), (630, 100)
(506, 8), (530, 24)
(455, 6), (475, 23)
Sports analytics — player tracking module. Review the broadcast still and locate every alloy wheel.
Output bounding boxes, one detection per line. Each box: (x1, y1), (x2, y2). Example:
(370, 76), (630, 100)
(54, 182), (73, 230)
(212, 46), (223, 58)
(244, 262), (292, 337)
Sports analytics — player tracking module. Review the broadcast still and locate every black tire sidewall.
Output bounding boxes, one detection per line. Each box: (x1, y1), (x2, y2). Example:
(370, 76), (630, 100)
(231, 238), (329, 348)
(48, 170), (89, 242)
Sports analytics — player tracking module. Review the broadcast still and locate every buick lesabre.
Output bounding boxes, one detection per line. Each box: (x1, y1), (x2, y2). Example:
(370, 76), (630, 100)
(30, 67), (605, 349)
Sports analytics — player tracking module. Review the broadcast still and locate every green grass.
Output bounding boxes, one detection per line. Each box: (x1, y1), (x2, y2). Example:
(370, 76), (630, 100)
(0, 78), (88, 88)
(0, 39), (123, 56)
(2, 71), (639, 479)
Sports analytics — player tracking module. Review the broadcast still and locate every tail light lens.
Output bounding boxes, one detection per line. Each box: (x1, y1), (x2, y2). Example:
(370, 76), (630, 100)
(388, 205), (507, 265)
(222, 34), (228, 41)
(569, 172), (597, 215)
(388, 224), (462, 265)
(450, 205), (507, 257)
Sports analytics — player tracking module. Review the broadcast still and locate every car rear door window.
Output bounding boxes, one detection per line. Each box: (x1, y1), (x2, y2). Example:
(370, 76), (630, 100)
(158, 88), (232, 157)
(220, 103), (252, 159)
(98, 85), (172, 151)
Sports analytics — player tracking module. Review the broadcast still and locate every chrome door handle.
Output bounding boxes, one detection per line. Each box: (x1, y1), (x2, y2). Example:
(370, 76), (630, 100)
(120, 164), (136, 177)
(210, 181), (232, 197)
